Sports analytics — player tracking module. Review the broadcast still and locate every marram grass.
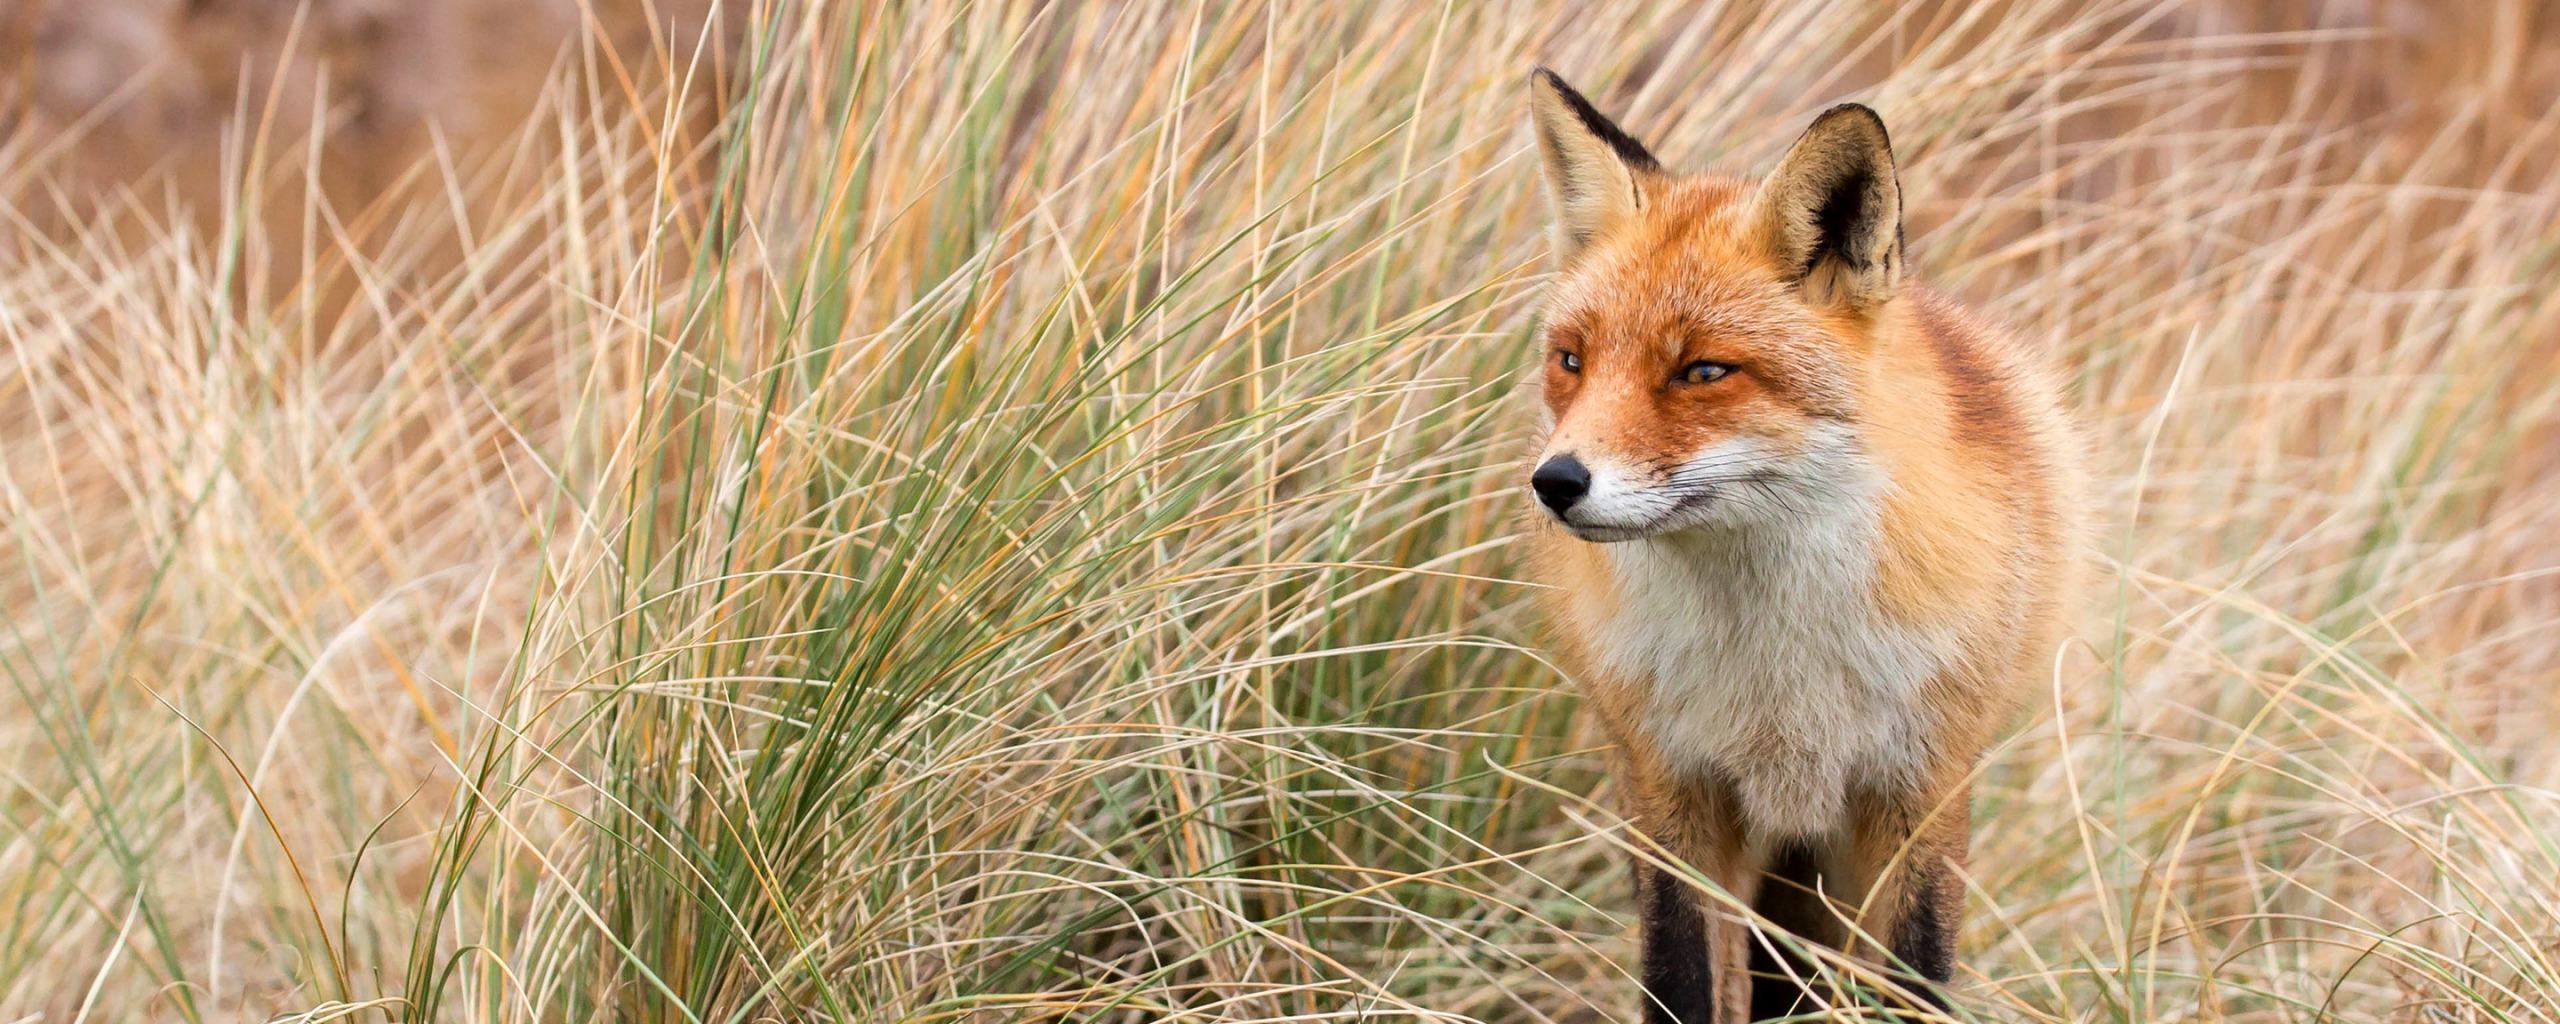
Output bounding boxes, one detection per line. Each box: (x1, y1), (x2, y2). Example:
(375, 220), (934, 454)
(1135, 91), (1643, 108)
(3, 1), (2558, 1021)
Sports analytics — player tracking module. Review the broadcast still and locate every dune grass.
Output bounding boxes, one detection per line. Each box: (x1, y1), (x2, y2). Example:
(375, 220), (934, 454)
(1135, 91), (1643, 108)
(3, 1), (2559, 1020)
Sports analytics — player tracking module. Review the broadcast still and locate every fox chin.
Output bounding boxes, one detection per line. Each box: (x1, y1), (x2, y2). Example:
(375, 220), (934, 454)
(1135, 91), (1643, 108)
(1518, 67), (2089, 1024)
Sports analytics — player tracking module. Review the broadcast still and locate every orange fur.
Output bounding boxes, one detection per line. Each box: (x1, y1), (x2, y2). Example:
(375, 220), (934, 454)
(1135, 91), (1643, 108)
(1523, 70), (2087, 1023)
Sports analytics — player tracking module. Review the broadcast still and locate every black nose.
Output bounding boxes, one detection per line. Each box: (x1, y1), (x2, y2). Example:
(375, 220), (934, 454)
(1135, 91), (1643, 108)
(1531, 455), (1591, 513)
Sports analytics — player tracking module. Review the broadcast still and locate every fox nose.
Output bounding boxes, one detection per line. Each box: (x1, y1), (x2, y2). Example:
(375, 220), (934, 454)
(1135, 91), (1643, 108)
(1531, 455), (1591, 514)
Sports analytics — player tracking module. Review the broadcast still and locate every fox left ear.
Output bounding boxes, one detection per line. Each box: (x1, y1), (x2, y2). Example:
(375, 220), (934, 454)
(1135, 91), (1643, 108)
(1753, 103), (1903, 308)
(1528, 67), (1659, 265)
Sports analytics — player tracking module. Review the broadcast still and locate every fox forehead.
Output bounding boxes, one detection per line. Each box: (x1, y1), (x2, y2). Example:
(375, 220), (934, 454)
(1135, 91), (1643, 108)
(1538, 175), (1859, 417)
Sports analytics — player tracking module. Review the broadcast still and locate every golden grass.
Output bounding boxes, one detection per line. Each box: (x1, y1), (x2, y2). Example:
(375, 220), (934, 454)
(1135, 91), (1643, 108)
(2, 1), (2558, 1020)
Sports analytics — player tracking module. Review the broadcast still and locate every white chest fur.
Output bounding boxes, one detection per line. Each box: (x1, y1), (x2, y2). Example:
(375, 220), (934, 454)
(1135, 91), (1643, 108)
(1576, 512), (1946, 841)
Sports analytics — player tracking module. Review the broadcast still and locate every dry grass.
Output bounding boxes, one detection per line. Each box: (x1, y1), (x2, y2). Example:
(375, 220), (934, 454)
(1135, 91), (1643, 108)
(3, 1), (2558, 1021)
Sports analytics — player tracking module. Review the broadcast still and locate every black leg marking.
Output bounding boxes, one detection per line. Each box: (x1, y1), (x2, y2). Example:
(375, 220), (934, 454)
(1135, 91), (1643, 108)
(1887, 858), (1956, 1013)
(1748, 842), (1830, 1021)
(1639, 863), (1713, 1024)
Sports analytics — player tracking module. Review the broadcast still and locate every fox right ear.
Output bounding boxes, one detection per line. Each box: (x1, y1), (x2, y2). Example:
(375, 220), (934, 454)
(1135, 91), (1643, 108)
(1529, 68), (1658, 264)
(1752, 103), (1904, 308)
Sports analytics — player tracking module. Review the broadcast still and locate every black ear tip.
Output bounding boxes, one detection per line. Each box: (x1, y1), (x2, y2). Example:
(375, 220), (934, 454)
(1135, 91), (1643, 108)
(1527, 67), (1660, 172)
(1810, 102), (1891, 139)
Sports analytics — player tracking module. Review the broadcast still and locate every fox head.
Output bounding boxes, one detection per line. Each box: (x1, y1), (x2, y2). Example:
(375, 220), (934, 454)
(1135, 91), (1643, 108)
(1525, 68), (1905, 542)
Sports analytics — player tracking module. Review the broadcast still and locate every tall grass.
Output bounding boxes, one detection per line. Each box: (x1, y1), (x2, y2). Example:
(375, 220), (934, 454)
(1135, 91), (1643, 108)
(3, 1), (2558, 1020)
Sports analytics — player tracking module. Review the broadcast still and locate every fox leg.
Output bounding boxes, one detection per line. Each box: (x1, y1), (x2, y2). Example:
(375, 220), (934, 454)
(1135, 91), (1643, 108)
(1638, 840), (1763, 1024)
(1847, 784), (1970, 1016)
(1637, 860), (1713, 1024)
(1704, 855), (1762, 1024)
(1880, 848), (1959, 1015)
(1634, 782), (1760, 1024)
(1633, 855), (1763, 1024)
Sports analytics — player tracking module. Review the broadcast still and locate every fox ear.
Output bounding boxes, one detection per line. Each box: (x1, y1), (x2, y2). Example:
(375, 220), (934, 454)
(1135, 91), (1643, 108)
(1529, 67), (1658, 264)
(1753, 103), (1903, 308)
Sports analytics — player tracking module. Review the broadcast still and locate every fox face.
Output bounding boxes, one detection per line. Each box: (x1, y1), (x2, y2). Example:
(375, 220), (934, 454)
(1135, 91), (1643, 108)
(1525, 70), (1905, 542)
(1531, 220), (1871, 540)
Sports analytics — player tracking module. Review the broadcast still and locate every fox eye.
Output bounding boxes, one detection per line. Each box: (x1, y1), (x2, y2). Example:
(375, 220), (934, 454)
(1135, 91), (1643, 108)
(1558, 351), (1582, 374)
(1678, 361), (1733, 385)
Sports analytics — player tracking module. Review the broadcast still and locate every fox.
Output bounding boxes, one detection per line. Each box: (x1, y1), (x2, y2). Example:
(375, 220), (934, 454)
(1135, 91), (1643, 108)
(1518, 68), (2088, 1023)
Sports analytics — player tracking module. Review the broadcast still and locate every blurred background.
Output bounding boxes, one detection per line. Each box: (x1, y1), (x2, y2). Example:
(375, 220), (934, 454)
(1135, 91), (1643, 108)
(2, 1), (2557, 1021)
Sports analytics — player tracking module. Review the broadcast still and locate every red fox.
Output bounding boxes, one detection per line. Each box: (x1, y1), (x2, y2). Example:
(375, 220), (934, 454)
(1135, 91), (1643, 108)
(1520, 69), (2088, 1023)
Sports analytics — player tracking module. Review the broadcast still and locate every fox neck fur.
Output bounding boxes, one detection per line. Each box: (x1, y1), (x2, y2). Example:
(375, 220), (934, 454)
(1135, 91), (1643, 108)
(1554, 458), (1947, 843)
